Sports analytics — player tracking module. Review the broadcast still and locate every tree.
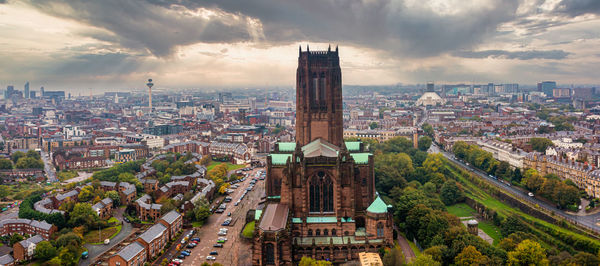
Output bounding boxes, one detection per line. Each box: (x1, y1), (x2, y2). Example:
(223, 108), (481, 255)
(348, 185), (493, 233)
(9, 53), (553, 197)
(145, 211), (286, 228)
(369, 122), (378, 129)
(572, 252), (599, 266)
(0, 185), (9, 198)
(383, 245), (405, 266)
(160, 200), (177, 215)
(26, 150), (41, 160)
(0, 159), (12, 169)
(11, 151), (26, 163)
(440, 180), (464, 205)
(35, 240), (57, 260)
(507, 239), (548, 266)
(192, 198), (211, 224)
(529, 138), (554, 153)
(218, 183), (230, 194)
(68, 203), (99, 228)
(106, 190), (121, 206)
(501, 215), (529, 237)
(418, 136), (432, 151)
(422, 123), (434, 137)
(9, 233), (24, 246)
(410, 254), (441, 266)
(15, 157), (44, 169)
(77, 186), (95, 202)
(455, 245), (490, 266)
(423, 153), (445, 173)
(298, 256), (332, 266)
(55, 232), (82, 247)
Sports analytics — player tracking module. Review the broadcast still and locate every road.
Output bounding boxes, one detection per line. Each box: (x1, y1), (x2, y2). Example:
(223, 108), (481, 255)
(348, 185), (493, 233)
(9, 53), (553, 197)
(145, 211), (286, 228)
(183, 167), (265, 266)
(62, 171), (93, 185)
(41, 151), (57, 182)
(80, 208), (134, 266)
(429, 143), (600, 233)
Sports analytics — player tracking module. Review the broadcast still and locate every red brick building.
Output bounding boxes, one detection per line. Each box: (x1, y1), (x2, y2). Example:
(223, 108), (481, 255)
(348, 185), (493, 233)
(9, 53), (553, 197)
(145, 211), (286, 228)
(253, 47), (394, 265)
(0, 219), (56, 240)
(13, 235), (44, 261)
(158, 210), (183, 241)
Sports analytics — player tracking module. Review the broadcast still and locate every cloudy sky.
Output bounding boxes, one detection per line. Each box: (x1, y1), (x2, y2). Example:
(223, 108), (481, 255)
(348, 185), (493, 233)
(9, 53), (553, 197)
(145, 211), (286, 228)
(1, 0), (599, 92)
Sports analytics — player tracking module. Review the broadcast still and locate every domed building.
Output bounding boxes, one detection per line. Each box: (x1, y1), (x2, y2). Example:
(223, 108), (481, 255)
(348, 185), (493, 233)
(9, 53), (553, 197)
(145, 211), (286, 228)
(416, 82), (445, 107)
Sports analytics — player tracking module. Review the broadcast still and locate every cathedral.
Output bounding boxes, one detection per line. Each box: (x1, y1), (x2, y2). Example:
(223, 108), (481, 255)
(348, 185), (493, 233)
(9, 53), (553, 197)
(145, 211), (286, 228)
(252, 46), (394, 265)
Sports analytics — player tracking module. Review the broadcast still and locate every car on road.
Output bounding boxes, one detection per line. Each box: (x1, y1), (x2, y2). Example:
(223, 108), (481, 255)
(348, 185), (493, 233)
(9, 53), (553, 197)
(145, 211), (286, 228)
(234, 201), (239, 206)
(213, 244), (223, 248)
(218, 231), (227, 236)
(528, 192), (534, 197)
(222, 220), (230, 226)
(177, 254), (185, 259)
(206, 256), (216, 260)
(210, 251), (219, 255)
(227, 212), (231, 216)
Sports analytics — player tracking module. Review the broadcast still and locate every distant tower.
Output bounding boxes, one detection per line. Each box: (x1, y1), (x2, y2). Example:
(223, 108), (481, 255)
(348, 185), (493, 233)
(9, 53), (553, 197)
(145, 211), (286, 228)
(24, 82), (29, 99)
(146, 79), (154, 111)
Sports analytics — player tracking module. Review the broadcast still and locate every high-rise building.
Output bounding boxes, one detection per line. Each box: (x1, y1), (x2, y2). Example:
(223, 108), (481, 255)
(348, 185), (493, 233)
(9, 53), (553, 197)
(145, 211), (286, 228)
(537, 81), (556, 97)
(24, 82), (29, 99)
(253, 46), (393, 265)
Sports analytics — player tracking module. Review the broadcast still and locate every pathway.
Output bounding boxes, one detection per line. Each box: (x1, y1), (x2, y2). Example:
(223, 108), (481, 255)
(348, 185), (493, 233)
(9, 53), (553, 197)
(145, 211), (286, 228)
(395, 228), (416, 263)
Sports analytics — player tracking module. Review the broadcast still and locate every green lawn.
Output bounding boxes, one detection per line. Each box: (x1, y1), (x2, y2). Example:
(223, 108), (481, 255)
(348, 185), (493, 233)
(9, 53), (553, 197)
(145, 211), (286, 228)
(206, 162), (245, 172)
(192, 221), (203, 228)
(83, 224), (122, 244)
(242, 221), (255, 238)
(107, 217), (119, 224)
(479, 220), (502, 245)
(446, 203), (475, 218)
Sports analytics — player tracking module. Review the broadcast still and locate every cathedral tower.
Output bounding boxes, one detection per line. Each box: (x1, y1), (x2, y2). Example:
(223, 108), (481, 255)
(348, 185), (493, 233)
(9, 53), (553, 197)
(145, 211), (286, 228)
(295, 45), (343, 147)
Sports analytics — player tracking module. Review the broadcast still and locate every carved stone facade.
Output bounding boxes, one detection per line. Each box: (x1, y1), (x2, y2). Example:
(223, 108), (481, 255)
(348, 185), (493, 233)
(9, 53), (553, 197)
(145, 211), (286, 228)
(253, 47), (393, 265)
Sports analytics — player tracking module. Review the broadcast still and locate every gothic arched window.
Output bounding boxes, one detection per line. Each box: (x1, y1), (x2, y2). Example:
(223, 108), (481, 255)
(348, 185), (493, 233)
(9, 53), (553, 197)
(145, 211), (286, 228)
(265, 243), (275, 265)
(331, 229), (337, 236)
(310, 172), (334, 213)
(377, 222), (384, 237)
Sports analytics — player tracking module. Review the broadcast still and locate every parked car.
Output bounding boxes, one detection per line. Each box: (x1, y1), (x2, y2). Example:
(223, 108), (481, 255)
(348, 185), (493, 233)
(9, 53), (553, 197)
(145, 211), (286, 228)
(528, 192), (534, 197)
(227, 212), (231, 217)
(213, 244), (223, 248)
(191, 237), (200, 241)
(210, 251), (219, 255)
(177, 254), (185, 259)
(206, 256), (216, 260)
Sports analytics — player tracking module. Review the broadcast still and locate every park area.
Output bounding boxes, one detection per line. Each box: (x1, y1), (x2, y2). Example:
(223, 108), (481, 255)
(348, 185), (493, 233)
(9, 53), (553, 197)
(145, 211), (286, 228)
(446, 203), (502, 245)
(206, 161), (245, 172)
(83, 217), (122, 244)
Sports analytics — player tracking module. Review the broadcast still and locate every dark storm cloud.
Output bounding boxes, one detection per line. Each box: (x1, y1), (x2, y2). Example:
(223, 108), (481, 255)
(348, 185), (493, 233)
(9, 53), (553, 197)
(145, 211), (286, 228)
(26, 0), (255, 57)
(556, 0), (600, 16)
(26, 0), (521, 58)
(453, 49), (570, 60)
(164, 0), (521, 57)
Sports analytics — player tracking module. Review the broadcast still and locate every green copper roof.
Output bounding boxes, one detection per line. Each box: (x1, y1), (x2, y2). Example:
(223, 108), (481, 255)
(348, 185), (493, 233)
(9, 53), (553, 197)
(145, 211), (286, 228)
(278, 142), (296, 152)
(255, 210), (263, 221)
(270, 154), (291, 165)
(350, 153), (371, 164)
(275, 141), (362, 153)
(345, 141), (361, 151)
(292, 218), (302, 223)
(267, 196), (281, 200)
(367, 195), (388, 214)
(306, 216), (338, 223)
(341, 217), (355, 223)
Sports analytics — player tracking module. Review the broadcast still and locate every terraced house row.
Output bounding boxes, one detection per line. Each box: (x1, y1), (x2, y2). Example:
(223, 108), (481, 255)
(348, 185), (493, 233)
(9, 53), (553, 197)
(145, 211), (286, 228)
(108, 210), (183, 266)
(525, 153), (600, 198)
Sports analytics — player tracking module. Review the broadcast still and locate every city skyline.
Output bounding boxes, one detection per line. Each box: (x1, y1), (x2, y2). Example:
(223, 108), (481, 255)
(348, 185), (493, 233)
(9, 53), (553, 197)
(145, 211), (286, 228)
(1, 0), (600, 91)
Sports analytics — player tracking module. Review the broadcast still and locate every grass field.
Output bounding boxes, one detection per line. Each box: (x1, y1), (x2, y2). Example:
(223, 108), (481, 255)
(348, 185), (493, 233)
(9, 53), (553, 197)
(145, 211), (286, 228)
(192, 221), (204, 228)
(446, 203), (475, 218)
(206, 162), (245, 172)
(83, 224), (122, 244)
(479, 220), (502, 245)
(242, 221), (255, 238)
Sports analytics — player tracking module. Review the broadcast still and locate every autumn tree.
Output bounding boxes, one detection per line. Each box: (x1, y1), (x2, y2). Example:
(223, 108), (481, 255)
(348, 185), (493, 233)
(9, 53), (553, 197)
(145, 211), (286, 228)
(455, 245), (490, 266)
(507, 239), (548, 266)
